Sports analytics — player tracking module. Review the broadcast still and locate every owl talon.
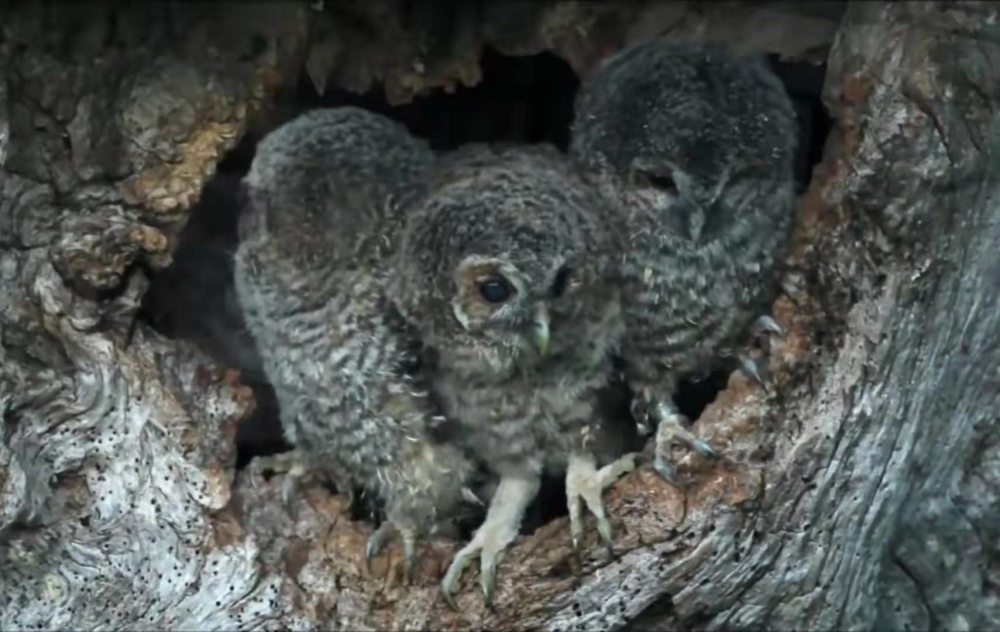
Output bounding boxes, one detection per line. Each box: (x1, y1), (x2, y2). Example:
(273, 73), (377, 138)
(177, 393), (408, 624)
(461, 486), (485, 507)
(566, 453), (635, 560)
(689, 437), (718, 459)
(755, 314), (787, 339)
(364, 522), (393, 572)
(248, 451), (308, 510)
(738, 354), (769, 393)
(653, 456), (678, 484)
(480, 554), (498, 608)
(401, 526), (418, 583)
(440, 475), (539, 609)
(654, 411), (718, 486)
(280, 464), (307, 508)
(364, 521), (419, 581)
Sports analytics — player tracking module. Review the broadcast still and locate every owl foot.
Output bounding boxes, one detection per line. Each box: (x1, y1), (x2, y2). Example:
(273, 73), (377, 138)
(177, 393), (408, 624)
(365, 521), (418, 581)
(248, 450), (309, 508)
(653, 407), (718, 485)
(739, 313), (787, 393)
(566, 452), (636, 559)
(738, 354), (769, 393)
(441, 474), (540, 610)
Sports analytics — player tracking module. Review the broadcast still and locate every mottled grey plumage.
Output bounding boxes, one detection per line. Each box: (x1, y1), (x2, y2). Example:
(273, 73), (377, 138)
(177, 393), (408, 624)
(393, 144), (632, 605)
(571, 38), (798, 479)
(232, 107), (476, 573)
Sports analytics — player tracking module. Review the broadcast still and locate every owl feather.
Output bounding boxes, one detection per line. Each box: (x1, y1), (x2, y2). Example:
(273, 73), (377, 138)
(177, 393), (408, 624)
(232, 107), (478, 575)
(571, 38), (798, 480)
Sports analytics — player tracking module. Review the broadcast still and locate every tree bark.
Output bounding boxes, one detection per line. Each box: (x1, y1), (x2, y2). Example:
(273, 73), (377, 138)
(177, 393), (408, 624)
(1, 1), (997, 631)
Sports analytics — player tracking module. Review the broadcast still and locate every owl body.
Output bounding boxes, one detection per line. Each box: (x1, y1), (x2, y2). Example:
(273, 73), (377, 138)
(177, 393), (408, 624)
(394, 145), (629, 602)
(397, 144), (624, 477)
(233, 107), (475, 552)
(428, 332), (619, 479)
(571, 39), (798, 434)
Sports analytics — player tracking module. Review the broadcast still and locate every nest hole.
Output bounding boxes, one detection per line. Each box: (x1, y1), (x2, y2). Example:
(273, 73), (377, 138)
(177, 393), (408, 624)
(138, 45), (833, 534)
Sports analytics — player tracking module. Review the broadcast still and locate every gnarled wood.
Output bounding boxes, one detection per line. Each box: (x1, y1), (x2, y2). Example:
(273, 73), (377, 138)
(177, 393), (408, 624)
(1, 1), (997, 631)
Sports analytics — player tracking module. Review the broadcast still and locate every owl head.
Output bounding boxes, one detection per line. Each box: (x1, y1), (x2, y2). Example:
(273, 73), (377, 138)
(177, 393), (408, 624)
(393, 145), (622, 377)
(570, 38), (797, 240)
(240, 106), (434, 266)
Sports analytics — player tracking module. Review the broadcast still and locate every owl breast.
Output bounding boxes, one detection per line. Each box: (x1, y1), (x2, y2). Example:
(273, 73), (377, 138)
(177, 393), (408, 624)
(431, 355), (613, 478)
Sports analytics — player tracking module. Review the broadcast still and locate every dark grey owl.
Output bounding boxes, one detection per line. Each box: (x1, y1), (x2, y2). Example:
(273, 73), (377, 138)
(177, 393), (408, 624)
(393, 144), (635, 606)
(232, 107), (477, 575)
(570, 38), (798, 482)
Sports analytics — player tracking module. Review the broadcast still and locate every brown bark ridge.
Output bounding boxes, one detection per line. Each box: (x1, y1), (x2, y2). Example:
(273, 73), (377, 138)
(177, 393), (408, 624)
(1, 1), (997, 631)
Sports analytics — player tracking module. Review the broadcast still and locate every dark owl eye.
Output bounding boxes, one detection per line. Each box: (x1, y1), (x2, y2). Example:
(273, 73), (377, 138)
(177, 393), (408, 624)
(478, 278), (512, 303)
(551, 266), (571, 298)
(641, 171), (678, 194)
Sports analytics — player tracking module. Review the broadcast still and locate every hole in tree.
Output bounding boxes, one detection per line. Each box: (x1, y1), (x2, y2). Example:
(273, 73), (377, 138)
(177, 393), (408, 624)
(768, 54), (834, 195)
(138, 44), (833, 537)
(294, 45), (579, 150)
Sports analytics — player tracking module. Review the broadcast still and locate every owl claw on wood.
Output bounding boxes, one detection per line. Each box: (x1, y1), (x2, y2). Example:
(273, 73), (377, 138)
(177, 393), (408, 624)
(741, 312), (789, 393)
(754, 314), (788, 339)
(247, 450), (310, 509)
(566, 452), (636, 559)
(365, 521), (418, 582)
(738, 353), (769, 393)
(652, 403), (719, 485)
(440, 476), (540, 610)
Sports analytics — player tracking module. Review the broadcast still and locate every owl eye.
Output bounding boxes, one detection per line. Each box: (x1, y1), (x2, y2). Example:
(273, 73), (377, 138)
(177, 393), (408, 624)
(551, 266), (571, 298)
(640, 171), (678, 194)
(478, 277), (512, 304)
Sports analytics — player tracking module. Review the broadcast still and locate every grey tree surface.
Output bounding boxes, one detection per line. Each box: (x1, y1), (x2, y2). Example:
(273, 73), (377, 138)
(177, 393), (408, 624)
(0, 1), (997, 631)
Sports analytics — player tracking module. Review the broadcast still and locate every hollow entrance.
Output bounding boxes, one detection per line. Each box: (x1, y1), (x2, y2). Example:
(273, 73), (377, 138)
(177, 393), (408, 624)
(139, 44), (833, 535)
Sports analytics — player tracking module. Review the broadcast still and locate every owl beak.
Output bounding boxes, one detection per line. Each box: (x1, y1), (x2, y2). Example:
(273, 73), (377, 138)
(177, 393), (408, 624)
(532, 304), (551, 356)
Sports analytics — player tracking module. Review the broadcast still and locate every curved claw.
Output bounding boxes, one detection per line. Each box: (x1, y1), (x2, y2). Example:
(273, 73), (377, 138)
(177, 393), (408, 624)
(247, 451), (308, 510)
(566, 453), (635, 561)
(480, 553), (498, 609)
(738, 354), (769, 394)
(440, 475), (539, 610)
(689, 436), (719, 459)
(400, 526), (418, 583)
(364, 522), (419, 582)
(755, 314), (787, 339)
(441, 534), (480, 610)
(280, 462), (307, 509)
(365, 522), (394, 572)
(654, 411), (719, 486)
(653, 455), (678, 484)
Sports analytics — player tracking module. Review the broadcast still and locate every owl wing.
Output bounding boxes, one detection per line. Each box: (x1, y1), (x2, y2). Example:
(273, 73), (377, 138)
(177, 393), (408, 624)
(232, 106), (478, 575)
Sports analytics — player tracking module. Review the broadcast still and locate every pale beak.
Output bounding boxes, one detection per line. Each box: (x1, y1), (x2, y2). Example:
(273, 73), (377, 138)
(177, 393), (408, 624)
(532, 303), (550, 356)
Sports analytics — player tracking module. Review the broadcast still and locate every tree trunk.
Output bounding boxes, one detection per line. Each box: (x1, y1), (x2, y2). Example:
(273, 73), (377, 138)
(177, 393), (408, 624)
(1, 1), (997, 630)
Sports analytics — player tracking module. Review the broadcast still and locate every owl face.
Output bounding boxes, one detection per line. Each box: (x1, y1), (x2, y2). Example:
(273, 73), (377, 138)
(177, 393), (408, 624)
(396, 148), (621, 376)
(450, 250), (583, 363)
(571, 39), (797, 241)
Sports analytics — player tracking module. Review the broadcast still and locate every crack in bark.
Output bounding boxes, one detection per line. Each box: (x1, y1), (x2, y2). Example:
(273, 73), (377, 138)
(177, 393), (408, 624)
(890, 550), (935, 628)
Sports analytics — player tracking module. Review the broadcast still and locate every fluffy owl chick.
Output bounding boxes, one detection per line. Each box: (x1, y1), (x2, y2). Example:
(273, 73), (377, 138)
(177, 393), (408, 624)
(393, 144), (630, 606)
(570, 39), (798, 481)
(233, 106), (476, 575)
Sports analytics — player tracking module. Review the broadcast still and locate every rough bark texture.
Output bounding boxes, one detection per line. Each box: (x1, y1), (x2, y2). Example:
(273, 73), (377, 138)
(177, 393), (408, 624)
(1, 1), (997, 631)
